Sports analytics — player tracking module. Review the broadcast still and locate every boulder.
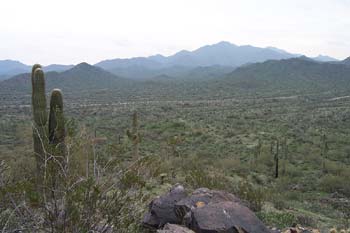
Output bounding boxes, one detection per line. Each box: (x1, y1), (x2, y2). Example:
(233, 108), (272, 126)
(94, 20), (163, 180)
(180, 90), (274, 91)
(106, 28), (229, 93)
(175, 188), (243, 220)
(188, 201), (270, 233)
(143, 184), (188, 229)
(143, 185), (270, 233)
(157, 224), (195, 233)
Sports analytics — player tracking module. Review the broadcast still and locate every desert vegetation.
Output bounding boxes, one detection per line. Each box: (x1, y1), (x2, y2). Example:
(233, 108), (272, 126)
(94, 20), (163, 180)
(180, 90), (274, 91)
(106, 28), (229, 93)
(1, 57), (350, 232)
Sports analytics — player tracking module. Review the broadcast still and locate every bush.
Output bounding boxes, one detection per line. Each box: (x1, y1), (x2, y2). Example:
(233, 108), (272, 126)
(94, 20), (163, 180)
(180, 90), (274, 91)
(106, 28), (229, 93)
(319, 175), (350, 196)
(236, 180), (266, 212)
(185, 166), (228, 190)
(257, 211), (296, 228)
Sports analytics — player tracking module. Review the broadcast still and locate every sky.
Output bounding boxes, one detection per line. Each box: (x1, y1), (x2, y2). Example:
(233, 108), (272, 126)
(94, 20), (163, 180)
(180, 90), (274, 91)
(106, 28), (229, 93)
(1, 0), (350, 65)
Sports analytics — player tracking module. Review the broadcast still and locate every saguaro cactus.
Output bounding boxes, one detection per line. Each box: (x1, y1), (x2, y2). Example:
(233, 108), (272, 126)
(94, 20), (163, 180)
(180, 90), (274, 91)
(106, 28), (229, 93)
(49, 89), (66, 169)
(31, 65), (48, 175)
(281, 137), (287, 175)
(49, 89), (65, 144)
(274, 139), (279, 179)
(321, 134), (329, 173)
(271, 139), (279, 178)
(31, 64), (67, 180)
(127, 111), (141, 159)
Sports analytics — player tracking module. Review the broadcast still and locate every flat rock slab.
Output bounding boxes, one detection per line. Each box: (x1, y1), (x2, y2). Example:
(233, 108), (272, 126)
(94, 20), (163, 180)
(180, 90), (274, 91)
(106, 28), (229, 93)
(175, 188), (243, 220)
(189, 201), (270, 233)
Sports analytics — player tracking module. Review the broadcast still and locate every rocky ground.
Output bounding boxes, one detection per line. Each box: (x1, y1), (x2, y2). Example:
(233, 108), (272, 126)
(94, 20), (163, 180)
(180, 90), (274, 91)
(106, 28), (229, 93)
(142, 184), (348, 233)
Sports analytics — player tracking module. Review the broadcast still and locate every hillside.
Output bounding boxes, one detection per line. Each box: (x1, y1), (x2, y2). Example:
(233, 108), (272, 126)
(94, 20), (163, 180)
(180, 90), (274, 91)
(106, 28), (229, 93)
(216, 57), (350, 95)
(0, 60), (29, 77)
(312, 55), (339, 62)
(340, 57), (350, 66)
(0, 62), (129, 94)
(0, 60), (74, 79)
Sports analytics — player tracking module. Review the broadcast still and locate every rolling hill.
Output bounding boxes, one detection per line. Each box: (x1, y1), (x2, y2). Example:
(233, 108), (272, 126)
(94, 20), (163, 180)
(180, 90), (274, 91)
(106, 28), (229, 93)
(340, 57), (350, 66)
(216, 57), (350, 95)
(0, 62), (129, 94)
(0, 60), (74, 79)
(0, 60), (29, 77)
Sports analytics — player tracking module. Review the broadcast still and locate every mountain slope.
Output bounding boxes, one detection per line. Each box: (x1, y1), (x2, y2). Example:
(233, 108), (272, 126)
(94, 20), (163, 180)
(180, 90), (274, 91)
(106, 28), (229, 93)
(216, 57), (350, 94)
(165, 42), (298, 67)
(44, 64), (74, 72)
(0, 60), (74, 79)
(0, 63), (128, 93)
(312, 55), (339, 62)
(0, 60), (29, 76)
(340, 57), (350, 66)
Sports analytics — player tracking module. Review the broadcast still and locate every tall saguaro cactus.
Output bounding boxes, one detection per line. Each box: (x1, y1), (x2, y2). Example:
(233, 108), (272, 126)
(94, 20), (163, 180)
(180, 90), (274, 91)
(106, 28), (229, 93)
(271, 139), (279, 179)
(321, 134), (329, 173)
(274, 139), (279, 179)
(31, 64), (67, 181)
(49, 89), (65, 144)
(31, 65), (48, 176)
(49, 89), (67, 169)
(127, 111), (141, 159)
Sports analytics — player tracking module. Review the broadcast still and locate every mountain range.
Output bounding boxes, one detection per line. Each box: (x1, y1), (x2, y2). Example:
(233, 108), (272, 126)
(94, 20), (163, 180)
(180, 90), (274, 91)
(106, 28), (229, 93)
(0, 41), (341, 80)
(1, 56), (350, 99)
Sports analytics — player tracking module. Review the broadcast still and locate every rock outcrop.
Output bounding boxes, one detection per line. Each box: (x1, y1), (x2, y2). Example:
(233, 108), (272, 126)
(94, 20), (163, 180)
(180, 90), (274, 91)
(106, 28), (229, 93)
(143, 184), (187, 229)
(143, 185), (270, 233)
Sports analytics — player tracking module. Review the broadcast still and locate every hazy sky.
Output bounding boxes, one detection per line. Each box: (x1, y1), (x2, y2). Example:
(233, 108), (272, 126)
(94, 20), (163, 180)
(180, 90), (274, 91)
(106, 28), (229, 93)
(1, 0), (350, 65)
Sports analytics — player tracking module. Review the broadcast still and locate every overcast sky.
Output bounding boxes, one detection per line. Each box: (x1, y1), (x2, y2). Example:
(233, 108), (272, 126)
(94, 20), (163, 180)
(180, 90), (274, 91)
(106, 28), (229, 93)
(1, 0), (349, 65)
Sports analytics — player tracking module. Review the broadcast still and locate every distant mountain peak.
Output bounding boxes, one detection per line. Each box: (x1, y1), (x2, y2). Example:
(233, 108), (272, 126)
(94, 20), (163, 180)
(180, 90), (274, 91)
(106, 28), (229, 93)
(266, 47), (290, 54)
(214, 41), (236, 47)
(312, 54), (339, 62)
(173, 50), (191, 56)
(149, 54), (165, 59)
(76, 62), (92, 67)
(340, 56), (350, 66)
(296, 55), (314, 61)
(67, 62), (99, 72)
(343, 56), (350, 62)
(96, 41), (302, 72)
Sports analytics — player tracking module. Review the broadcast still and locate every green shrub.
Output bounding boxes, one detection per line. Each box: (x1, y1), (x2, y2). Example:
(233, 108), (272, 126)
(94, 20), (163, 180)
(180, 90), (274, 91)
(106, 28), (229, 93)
(319, 175), (350, 196)
(257, 211), (296, 228)
(185, 166), (228, 190)
(236, 180), (265, 212)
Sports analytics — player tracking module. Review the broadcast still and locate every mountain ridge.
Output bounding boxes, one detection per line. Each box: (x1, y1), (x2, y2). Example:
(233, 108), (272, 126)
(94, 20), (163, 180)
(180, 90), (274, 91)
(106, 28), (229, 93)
(0, 60), (74, 79)
(0, 62), (129, 93)
(95, 41), (301, 71)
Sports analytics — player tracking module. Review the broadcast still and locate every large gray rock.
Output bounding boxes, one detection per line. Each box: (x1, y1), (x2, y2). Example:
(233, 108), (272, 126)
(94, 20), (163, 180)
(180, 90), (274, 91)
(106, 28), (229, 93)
(143, 185), (270, 233)
(143, 184), (188, 229)
(175, 188), (243, 221)
(157, 224), (195, 233)
(188, 201), (270, 233)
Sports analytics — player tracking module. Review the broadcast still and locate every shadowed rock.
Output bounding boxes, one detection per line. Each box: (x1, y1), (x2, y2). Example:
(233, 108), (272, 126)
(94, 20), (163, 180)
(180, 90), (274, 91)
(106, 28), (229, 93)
(143, 185), (270, 233)
(189, 201), (270, 233)
(143, 184), (187, 229)
(175, 188), (243, 221)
